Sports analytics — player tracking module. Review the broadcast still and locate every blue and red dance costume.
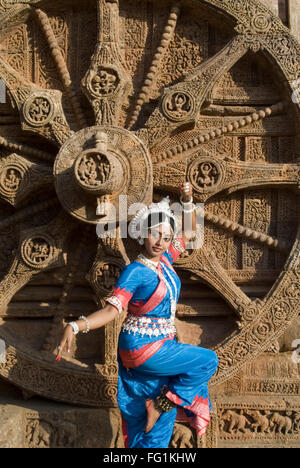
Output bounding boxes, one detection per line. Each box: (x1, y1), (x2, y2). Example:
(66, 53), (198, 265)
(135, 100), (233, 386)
(107, 238), (219, 448)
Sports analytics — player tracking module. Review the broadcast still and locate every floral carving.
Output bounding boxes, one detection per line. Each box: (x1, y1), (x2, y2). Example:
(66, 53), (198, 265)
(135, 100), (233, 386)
(23, 95), (54, 127)
(91, 68), (119, 97)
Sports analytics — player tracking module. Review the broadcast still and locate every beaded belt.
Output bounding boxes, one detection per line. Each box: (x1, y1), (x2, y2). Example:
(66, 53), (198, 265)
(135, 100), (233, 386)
(121, 314), (176, 338)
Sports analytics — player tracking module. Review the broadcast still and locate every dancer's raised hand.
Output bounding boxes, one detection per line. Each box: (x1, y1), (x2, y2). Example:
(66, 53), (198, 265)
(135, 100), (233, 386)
(180, 181), (193, 203)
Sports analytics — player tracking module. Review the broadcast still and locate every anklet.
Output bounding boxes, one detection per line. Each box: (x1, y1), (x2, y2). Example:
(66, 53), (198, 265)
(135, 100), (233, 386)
(154, 386), (176, 412)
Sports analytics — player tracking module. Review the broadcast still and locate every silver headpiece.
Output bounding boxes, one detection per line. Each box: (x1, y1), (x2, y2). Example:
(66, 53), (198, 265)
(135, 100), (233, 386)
(128, 196), (178, 245)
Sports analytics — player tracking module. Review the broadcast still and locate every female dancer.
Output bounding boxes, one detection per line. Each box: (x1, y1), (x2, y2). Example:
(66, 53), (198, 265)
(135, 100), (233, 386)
(56, 182), (219, 448)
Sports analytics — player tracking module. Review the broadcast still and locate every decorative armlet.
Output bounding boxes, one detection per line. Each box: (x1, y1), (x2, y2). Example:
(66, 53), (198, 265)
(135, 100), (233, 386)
(79, 315), (90, 334)
(172, 238), (186, 253)
(106, 296), (123, 315)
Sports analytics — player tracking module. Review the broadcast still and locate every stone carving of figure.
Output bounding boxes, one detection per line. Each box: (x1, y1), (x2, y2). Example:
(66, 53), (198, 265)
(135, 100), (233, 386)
(92, 70), (117, 96)
(29, 240), (50, 263)
(78, 154), (110, 186)
(269, 412), (293, 435)
(166, 93), (191, 120)
(193, 162), (218, 189)
(170, 423), (194, 448)
(248, 410), (270, 433)
(222, 410), (248, 434)
(29, 98), (50, 122)
(4, 169), (21, 190)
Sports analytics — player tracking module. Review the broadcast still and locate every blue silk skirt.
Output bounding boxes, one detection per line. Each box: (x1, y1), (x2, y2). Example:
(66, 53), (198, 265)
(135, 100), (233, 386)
(118, 337), (219, 448)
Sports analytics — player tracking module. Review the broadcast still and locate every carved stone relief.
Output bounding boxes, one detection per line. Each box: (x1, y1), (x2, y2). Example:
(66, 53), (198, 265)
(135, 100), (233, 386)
(0, 0), (299, 448)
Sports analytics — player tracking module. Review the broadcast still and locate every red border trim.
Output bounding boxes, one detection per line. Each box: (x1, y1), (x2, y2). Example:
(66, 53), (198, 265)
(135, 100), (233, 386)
(119, 336), (174, 368)
(121, 417), (130, 448)
(166, 391), (210, 437)
(128, 273), (167, 316)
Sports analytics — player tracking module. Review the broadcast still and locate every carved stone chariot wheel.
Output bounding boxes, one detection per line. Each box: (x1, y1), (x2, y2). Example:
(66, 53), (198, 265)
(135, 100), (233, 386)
(0, 0), (299, 408)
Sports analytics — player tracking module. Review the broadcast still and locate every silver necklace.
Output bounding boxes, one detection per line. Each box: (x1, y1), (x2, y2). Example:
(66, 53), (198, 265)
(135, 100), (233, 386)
(141, 256), (159, 267)
(137, 254), (177, 321)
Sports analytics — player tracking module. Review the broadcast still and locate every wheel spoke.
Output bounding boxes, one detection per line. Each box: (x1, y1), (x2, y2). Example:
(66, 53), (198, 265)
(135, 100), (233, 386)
(204, 210), (290, 253)
(128, 3), (181, 129)
(217, 159), (300, 196)
(0, 136), (54, 163)
(0, 198), (59, 233)
(86, 226), (129, 368)
(0, 211), (75, 314)
(151, 102), (285, 161)
(81, 0), (132, 126)
(177, 247), (252, 317)
(0, 55), (72, 146)
(144, 35), (250, 147)
(41, 224), (91, 354)
(0, 3), (34, 40)
(34, 8), (88, 129)
(0, 151), (53, 208)
(152, 108), (298, 206)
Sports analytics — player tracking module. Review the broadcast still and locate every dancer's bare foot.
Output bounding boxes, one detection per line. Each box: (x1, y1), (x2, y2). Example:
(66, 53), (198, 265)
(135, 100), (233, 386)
(144, 399), (162, 433)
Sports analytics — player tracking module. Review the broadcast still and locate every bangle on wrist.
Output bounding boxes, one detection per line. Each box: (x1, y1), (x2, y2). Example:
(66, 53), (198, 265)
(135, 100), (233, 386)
(180, 195), (193, 205)
(183, 205), (196, 213)
(68, 321), (79, 335)
(79, 315), (90, 334)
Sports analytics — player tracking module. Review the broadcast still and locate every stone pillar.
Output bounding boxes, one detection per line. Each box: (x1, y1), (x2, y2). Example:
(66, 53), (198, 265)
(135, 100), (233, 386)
(262, 0), (279, 15)
(261, 0), (300, 42)
(289, 0), (300, 41)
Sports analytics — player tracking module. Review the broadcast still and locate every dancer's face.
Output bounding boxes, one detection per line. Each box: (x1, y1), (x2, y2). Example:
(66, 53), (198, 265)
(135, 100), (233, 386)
(144, 223), (173, 260)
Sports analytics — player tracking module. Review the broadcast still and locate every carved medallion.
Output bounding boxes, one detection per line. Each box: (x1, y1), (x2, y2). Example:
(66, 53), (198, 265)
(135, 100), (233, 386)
(21, 235), (54, 269)
(89, 68), (119, 97)
(162, 91), (195, 122)
(23, 93), (55, 127)
(0, 165), (24, 195)
(54, 125), (152, 224)
(75, 152), (111, 188)
(92, 261), (122, 296)
(188, 158), (224, 193)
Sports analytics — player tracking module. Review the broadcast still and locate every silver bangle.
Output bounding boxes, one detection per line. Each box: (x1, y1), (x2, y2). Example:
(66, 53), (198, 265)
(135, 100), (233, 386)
(183, 205), (196, 213)
(106, 296), (123, 314)
(68, 321), (79, 335)
(180, 195), (193, 205)
(79, 315), (90, 334)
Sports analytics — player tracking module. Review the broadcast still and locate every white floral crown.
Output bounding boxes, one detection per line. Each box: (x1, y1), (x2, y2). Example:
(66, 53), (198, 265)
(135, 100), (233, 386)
(128, 196), (178, 244)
